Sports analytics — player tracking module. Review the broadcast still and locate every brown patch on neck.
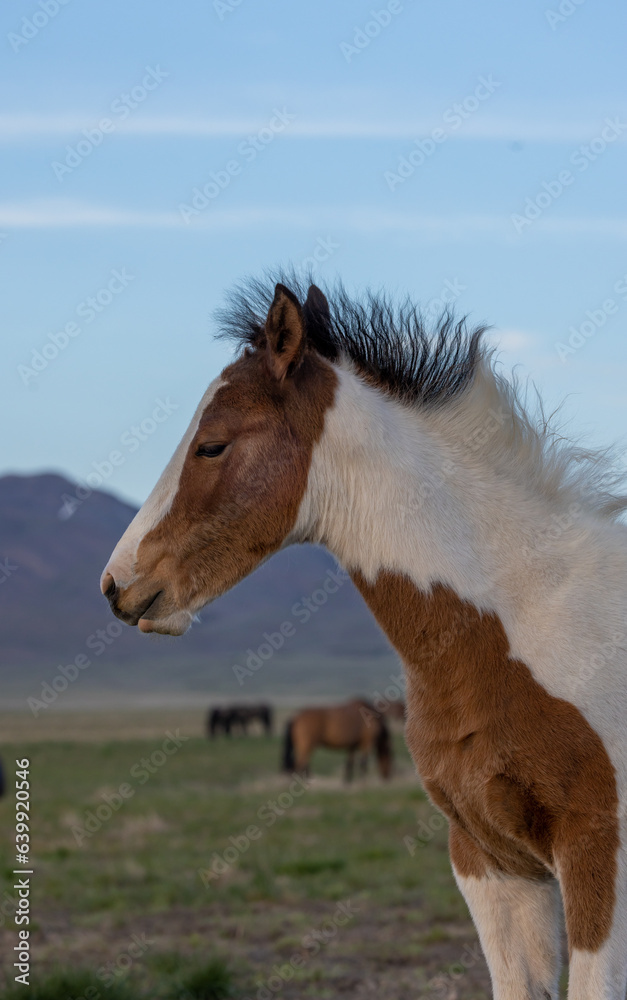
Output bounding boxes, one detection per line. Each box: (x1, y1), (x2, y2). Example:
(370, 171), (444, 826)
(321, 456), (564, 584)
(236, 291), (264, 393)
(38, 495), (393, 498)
(134, 348), (337, 611)
(351, 570), (619, 952)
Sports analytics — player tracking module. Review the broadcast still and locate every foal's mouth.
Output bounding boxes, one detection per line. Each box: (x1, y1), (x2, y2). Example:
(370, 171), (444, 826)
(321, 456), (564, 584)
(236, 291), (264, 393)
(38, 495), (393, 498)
(106, 586), (165, 628)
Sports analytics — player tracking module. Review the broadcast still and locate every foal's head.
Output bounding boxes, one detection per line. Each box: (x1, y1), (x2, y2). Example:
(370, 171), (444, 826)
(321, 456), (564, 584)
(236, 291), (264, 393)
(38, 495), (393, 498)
(101, 283), (337, 635)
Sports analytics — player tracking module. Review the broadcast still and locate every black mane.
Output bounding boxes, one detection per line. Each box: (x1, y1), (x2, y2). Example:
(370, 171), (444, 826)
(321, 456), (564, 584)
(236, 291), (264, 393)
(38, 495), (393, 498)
(216, 270), (488, 408)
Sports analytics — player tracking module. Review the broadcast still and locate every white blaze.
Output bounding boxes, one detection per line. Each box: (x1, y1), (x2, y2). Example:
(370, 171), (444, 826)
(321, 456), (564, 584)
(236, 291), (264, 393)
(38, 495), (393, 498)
(101, 377), (224, 590)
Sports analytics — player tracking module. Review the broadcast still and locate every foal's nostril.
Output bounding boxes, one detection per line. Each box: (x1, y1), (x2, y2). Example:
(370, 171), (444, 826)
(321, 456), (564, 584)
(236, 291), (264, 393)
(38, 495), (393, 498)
(101, 571), (115, 597)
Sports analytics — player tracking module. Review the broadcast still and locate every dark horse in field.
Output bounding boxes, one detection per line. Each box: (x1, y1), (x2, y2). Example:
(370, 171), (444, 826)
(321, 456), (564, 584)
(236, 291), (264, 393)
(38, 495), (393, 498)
(282, 698), (392, 782)
(207, 703), (273, 738)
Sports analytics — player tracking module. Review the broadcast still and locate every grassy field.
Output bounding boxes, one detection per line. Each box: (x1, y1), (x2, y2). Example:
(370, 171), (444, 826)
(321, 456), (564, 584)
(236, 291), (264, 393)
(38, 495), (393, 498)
(0, 710), (502, 998)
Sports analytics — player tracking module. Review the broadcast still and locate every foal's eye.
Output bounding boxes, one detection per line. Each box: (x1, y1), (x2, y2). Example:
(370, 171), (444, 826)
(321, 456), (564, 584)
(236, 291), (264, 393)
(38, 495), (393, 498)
(196, 443), (228, 458)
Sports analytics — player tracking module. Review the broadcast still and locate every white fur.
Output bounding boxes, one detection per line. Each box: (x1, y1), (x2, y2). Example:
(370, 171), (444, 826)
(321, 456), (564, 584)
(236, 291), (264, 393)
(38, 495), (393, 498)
(292, 357), (627, 994)
(293, 360), (627, 789)
(455, 872), (561, 999)
(101, 377), (224, 591)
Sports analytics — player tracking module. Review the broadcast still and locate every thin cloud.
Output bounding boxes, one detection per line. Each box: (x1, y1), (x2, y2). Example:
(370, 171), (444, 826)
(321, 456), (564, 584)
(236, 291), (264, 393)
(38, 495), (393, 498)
(0, 199), (181, 228)
(1, 199), (627, 241)
(1, 113), (625, 143)
(489, 329), (537, 352)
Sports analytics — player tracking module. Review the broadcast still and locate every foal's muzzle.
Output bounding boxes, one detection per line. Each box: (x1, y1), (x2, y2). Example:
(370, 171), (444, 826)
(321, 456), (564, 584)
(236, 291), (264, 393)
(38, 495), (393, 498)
(103, 572), (164, 628)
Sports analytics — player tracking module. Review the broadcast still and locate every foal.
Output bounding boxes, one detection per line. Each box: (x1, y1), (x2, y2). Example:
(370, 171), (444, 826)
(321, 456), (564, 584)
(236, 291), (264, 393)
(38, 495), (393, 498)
(102, 275), (627, 998)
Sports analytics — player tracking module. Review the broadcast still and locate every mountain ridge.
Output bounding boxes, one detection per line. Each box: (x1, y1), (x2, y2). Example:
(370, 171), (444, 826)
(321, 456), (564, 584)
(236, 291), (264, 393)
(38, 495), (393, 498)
(0, 473), (396, 704)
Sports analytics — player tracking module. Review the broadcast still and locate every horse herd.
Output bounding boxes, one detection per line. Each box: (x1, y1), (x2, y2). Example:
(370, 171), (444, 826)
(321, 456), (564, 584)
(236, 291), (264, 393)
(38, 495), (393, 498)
(206, 697), (405, 783)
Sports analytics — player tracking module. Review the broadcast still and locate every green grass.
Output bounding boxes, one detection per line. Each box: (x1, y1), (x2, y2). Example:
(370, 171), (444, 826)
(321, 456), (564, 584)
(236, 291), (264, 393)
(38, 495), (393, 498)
(0, 968), (137, 999)
(170, 958), (235, 999)
(0, 960), (237, 1000)
(1, 734), (453, 917)
(276, 858), (346, 877)
(0, 725), (490, 998)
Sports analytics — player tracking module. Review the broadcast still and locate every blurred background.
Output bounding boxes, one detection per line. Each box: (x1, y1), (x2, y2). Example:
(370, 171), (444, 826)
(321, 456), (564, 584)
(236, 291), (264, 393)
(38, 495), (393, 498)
(0, 1), (625, 996)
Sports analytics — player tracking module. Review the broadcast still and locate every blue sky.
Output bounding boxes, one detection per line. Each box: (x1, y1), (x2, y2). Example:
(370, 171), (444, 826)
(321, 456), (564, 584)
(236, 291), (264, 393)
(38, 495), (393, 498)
(1, 0), (626, 506)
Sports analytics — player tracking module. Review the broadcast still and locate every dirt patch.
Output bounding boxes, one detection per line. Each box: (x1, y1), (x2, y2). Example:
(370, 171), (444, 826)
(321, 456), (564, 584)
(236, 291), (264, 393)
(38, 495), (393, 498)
(11, 901), (491, 999)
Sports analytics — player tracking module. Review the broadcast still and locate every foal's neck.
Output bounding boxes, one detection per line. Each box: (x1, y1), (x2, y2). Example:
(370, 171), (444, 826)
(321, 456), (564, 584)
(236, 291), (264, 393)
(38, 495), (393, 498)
(296, 362), (580, 621)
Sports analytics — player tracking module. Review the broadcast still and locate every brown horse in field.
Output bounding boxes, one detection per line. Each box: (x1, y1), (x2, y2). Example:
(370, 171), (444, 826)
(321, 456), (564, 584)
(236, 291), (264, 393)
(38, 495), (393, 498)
(282, 698), (392, 782)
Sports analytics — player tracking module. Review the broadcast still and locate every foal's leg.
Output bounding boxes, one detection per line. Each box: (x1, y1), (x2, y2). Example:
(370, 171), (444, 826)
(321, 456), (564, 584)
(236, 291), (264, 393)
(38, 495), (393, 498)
(558, 845), (627, 999)
(345, 750), (355, 784)
(450, 824), (561, 1000)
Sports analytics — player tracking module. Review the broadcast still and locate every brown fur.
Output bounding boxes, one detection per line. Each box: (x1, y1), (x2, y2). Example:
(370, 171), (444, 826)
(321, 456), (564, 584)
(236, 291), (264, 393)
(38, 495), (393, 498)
(351, 571), (620, 952)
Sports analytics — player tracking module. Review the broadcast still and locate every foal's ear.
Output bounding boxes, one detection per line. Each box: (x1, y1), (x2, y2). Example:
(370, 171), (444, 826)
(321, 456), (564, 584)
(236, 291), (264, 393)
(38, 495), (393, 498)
(264, 283), (306, 381)
(304, 284), (331, 324)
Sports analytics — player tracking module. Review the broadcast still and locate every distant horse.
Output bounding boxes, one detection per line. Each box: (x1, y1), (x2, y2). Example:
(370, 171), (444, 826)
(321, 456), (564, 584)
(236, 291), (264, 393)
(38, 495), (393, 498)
(103, 273), (627, 996)
(207, 703), (273, 738)
(282, 698), (392, 782)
